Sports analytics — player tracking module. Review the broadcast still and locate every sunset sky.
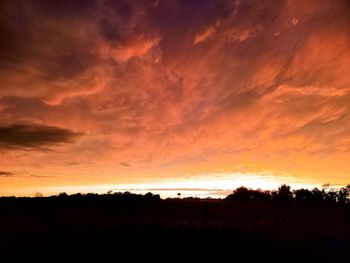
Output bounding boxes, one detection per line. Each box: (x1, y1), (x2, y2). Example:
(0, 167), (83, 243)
(0, 0), (350, 198)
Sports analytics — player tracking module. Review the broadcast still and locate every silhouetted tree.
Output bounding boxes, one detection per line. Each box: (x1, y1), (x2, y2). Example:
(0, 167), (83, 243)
(57, 192), (68, 199)
(274, 184), (293, 202)
(225, 186), (252, 201)
(35, 192), (43, 198)
(311, 188), (325, 202)
(251, 189), (272, 201)
(324, 189), (338, 203)
(144, 192), (161, 201)
(336, 185), (350, 204)
(225, 187), (272, 201)
(294, 188), (314, 202)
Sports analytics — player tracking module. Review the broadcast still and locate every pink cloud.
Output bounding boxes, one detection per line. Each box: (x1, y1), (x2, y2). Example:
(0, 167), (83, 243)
(193, 26), (217, 44)
(100, 36), (160, 62)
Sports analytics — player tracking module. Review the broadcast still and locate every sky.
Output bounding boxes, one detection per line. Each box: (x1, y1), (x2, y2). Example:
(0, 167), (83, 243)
(0, 0), (350, 198)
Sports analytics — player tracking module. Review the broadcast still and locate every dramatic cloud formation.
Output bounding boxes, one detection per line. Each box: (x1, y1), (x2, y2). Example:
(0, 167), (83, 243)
(0, 0), (349, 196)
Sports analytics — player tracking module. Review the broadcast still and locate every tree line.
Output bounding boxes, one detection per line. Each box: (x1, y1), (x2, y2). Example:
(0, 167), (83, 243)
(1, 185), (350, 204)
(225, 184), (350, 204)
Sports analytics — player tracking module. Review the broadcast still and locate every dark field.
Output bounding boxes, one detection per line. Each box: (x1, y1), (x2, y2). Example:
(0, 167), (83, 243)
(1, 196), (350, 262)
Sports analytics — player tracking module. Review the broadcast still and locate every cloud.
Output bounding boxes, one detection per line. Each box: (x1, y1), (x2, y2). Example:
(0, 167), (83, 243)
(120, 162), (131, 167)
(0, 0), (119, 104)
(0, 123), (82, 150)
(193, 26), (217, 44)
(107, 36), (160, 62)
(30, 174), (53, 178)
(0, 171), (14, 177)
(0, 0), (350, 191)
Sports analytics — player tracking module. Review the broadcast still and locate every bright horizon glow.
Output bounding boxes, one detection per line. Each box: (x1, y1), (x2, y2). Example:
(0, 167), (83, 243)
(2, 172), (328, 198)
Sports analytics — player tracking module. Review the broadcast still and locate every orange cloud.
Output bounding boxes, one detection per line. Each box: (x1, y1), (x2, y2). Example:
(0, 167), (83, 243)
(99, 36), (160, 62)
(193, 26), (216, 44)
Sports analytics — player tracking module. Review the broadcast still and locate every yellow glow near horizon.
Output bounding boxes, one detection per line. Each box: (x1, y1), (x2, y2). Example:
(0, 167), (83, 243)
(2, 172), (326, 198)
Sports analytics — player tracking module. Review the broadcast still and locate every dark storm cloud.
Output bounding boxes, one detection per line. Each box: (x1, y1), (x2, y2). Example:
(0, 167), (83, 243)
(0, 171), (14, 177)
(0, 123), (82, 150)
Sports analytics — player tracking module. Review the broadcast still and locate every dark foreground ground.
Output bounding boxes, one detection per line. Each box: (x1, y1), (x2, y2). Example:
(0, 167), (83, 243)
(1, 197), (350, 262)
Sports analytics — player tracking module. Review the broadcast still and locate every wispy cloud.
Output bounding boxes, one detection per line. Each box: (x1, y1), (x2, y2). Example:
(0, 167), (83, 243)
(120, 162), (131, 167)
(30, 174), (54, 178)
(193, 25), (217, 44)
